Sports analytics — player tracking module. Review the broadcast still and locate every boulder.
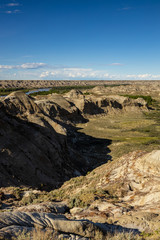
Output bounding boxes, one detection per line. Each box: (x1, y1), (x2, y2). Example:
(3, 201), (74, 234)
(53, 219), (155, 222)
(0, 212), (104, 239)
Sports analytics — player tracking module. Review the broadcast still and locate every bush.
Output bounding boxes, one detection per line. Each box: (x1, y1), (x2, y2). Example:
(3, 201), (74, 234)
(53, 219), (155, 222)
(0, 88), (29, 96)
(12, 228), (59, 240)
(122, 95), (155, 106)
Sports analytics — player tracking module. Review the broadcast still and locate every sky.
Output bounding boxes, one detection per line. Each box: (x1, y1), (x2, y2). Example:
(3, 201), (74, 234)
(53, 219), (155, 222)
(0, 0), (160, 80)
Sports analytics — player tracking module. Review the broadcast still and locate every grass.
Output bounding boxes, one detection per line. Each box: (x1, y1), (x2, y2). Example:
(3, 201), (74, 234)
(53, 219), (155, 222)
(12, 228), (59, 240)
(121, 95), (155, 106)
(13, 105), (159, 207)
(9, 224), (160, 240)
(0, 83), (128, 97)
(30, 85), (97, 96)
(11, 228), (143, 240)
(29, 84), (127, 96)
(0, 88), (30, 96)
(9, 174), (117, 208)
(76, 110), (160, 160)
(68, 188), (112, 208)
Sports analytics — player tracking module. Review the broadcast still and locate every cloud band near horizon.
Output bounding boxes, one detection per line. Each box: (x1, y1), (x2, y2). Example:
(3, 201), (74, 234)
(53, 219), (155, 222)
(0, 63), (160, 80)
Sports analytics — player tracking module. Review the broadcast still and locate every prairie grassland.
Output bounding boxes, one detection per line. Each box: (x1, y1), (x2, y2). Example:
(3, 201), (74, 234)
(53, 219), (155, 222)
(76, 109), (160, 160)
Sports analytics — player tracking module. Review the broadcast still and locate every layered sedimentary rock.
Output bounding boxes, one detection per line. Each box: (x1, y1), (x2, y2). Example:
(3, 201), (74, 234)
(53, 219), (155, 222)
(0, 92), (83, 189)
(35, 93), (86, 123)
(64, 89), (148, 116)
(69, 150), (160, 232)
(0, 211), (104, 239)
(0, 90), (149, 189)
(91, 83), (160, 96)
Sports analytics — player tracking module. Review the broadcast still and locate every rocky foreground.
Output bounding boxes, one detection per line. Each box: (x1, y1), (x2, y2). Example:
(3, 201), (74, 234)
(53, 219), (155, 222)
(0, 86), (159, 239)
(0, 150), (160, 239)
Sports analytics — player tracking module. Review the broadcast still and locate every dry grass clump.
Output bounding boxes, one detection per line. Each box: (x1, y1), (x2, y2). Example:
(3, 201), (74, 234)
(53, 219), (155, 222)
(12, 229), (143, 240)
(104, 231), (141, 240)
(11, 228), (160, 240)
(12, 228), (59, 240)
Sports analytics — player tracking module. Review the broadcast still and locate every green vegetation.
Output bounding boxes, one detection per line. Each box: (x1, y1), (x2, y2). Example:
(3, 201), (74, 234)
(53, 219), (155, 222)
(0, 84), (128, 96)
(18, 100), (160, 206)
(69, 188), (112, 208)
(30, 85), (96, 96)
(29, 84), (127, 96)
(13, 188), (23, 200)
(20, 192), (39, 205)
(122, 95), (155, 106)
(76, 108), (160, 160)
(0, 88), (30, 96)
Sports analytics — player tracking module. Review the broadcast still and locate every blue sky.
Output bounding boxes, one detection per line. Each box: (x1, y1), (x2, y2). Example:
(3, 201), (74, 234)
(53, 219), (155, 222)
(0, 0), (160, 80)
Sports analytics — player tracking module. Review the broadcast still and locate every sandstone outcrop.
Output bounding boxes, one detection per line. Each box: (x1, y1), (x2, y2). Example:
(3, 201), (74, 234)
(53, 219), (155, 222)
(65, 90), (105, 116)
(35, 93), (86, 123)
(64, 90), (148, 116)
(0, 90), (149, 189)
(68, 150), (160, 232)
(0, 92), (85, 189)
(0, 212), (104, 239)
(90, 95), (148, 113)
(90, 82), (160, 96)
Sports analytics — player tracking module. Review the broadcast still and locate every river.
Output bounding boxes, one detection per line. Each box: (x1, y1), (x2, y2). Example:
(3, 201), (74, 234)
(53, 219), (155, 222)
(0, 88), (51, 97)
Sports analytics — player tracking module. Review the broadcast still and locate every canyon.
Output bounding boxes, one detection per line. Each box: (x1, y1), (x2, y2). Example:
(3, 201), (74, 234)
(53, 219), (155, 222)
(0, 81), (160, 239)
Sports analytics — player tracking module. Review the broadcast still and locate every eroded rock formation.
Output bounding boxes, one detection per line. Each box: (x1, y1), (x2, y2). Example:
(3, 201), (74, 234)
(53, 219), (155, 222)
(0, 92), (84, 189)
(0, 211), (105, 239)
(0, 90), (149, 189)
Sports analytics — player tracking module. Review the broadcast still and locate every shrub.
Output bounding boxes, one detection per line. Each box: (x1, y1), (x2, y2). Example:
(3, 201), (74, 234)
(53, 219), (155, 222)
(0, 88), (29, 96)
(12, 228), (59, 240)
(122, 95), (155, 106)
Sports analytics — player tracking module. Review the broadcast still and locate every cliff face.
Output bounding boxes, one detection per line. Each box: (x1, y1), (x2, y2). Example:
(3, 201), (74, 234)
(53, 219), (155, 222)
(0, 92), (84, 189)
(35, 93), (86, 124)
(64, 90), (148, 116)
(0, 90), (149, 189)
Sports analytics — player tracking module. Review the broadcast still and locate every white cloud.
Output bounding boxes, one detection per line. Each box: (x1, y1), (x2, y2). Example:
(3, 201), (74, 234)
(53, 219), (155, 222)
(6, 3), (20, 7)
(2, 2), (21, 14)
(40, 69), (160, 80)
(40, 68), (111, 80)
(4, 9), (20, 14)
(122, 7), (131, 10)
(5, 10), (12, 14)
(126, 74), (151, 79)
(126, 73), (160, 80)
(21, 63), (46, 69)
(109, 63), (124, 66)
(0, 70), (42, 80)
(0, 63), (47, 69)
(118, 7), (132, 11)
(1, 62), (160, 80)
(151, 74), (160, 78)
(0, 65), (13, 69)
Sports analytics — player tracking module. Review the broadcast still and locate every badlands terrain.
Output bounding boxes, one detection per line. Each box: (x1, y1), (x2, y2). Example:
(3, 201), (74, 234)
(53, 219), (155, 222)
(0, 80), (160, 239)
